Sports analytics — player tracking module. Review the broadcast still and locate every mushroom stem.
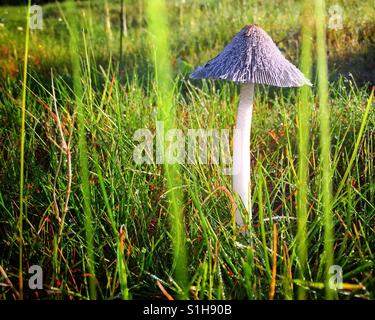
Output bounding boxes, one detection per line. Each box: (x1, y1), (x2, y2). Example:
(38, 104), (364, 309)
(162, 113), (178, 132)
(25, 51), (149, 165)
(233, 83), (254, 226)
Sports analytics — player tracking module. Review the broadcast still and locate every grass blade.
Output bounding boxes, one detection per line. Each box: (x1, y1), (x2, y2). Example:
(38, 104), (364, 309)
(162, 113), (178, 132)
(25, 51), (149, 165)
(146, 0), (188, 299)
(314, 0), (335, 299)
(297, 0), (314, 300)
(66, 0), (96, 299)
(335, 87), (374, 199)
(18, 0), (31, 300)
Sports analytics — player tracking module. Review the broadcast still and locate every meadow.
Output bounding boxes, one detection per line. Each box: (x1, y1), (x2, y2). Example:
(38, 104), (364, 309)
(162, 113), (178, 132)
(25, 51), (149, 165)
(0, 0), (374, 300)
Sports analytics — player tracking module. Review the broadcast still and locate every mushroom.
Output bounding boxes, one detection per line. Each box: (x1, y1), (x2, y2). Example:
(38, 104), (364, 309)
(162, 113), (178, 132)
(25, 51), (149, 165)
(190, 24), (311, 227)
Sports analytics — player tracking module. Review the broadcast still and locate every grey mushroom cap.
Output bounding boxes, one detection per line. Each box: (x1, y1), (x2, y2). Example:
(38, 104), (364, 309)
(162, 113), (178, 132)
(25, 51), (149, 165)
(190, 24), (311, 87)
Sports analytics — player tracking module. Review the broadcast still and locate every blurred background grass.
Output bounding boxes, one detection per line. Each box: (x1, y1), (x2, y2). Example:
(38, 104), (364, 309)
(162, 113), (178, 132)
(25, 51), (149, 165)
(0, 0), (374, 300)
(0, 0), (374, 84)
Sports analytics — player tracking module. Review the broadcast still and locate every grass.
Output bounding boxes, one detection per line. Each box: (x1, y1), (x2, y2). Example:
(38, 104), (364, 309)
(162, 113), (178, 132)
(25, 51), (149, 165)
(66, 0), (97, 300)
(0, 0), (374, 300)
(315, 0), (335, 299)
(17, 0), (31, 301)
(296, 0), (313, 300)
(146, 0), (188, 298)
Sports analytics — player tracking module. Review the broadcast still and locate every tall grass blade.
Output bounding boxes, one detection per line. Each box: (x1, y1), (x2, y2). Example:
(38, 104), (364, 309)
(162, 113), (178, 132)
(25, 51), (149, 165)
(146, 0), (188, 299)
(314, 0), (335, 299)
(18, 0), (31, 300)
(297, 0), (314, 300)
(66, 0), (96, 299)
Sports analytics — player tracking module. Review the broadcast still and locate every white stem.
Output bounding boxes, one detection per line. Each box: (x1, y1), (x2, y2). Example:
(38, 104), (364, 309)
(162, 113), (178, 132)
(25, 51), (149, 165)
(233, 83), (254, 226)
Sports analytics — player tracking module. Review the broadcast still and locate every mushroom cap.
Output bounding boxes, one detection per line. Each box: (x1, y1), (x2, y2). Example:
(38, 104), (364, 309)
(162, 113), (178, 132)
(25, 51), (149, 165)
(190, 24), (311, 87)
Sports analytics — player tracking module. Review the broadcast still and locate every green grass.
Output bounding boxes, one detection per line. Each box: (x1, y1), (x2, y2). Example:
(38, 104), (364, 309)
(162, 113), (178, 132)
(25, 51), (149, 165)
(17, 0), (31, 301)
(296, 0), (313, 300)
(66, 0), (97, 300)
(315, 0), (335, 299)
(0, 0), (374, 300)
(146, 0), (188, 298)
